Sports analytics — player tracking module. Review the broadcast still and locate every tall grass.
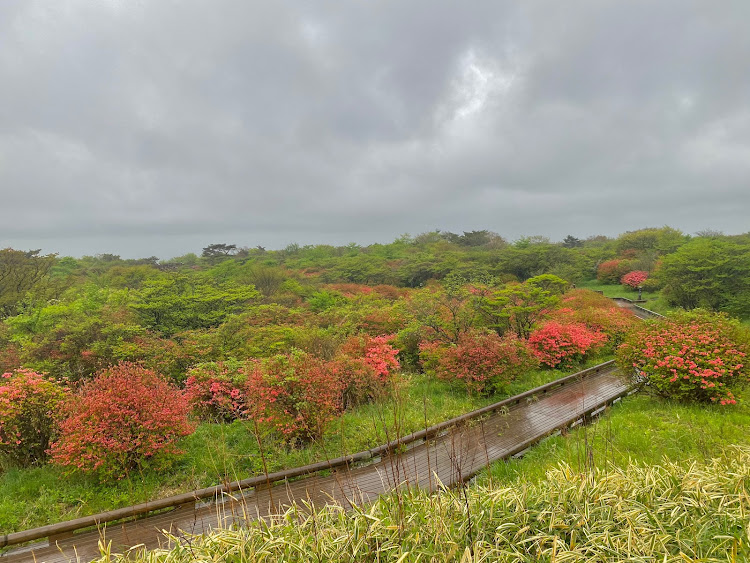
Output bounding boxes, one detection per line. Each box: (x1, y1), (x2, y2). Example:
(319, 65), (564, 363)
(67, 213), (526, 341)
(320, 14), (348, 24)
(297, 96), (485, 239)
(102, 446), (750, 562)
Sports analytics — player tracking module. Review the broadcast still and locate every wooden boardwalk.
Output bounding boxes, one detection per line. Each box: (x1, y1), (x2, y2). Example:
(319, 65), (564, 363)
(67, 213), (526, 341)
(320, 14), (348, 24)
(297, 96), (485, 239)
(612, 297), (663, 320)
(2, 365), (632, 563)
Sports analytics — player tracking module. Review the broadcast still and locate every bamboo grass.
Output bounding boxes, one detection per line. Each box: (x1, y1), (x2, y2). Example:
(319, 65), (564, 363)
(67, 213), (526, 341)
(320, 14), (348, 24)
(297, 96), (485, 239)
(99, 446), (750, 562)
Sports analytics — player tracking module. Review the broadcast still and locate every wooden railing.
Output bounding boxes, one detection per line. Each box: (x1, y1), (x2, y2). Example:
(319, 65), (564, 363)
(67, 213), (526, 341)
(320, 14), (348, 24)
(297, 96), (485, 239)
(0, 360), (618, 550)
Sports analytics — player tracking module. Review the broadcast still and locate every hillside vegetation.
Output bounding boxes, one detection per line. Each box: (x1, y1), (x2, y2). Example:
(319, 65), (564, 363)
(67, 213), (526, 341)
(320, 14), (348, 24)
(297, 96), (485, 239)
(1, 226), (749, 546)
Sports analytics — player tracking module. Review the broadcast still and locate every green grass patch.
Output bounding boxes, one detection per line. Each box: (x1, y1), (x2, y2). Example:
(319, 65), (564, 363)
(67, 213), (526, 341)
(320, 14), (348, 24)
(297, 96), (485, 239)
(579, 280), (675, 315)
(481, 392), (750, 485)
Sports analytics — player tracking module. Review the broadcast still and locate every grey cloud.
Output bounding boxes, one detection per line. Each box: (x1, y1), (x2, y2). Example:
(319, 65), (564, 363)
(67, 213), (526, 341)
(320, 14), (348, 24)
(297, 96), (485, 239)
(0, 0), (749, 258)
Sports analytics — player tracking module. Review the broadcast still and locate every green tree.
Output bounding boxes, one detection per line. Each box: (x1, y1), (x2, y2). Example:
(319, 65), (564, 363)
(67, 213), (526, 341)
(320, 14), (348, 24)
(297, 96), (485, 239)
(5, 285), (141, 380)
(0, 248), (57, 317)
(616, 226), (688, 255)
(483, 275), (565, 338)
(561, 235), (583, 248)
(407, 279), (480, 344)
(201, 243), (238, 263)
(130, 275), (259, 335)
(657, 239), (750, 316)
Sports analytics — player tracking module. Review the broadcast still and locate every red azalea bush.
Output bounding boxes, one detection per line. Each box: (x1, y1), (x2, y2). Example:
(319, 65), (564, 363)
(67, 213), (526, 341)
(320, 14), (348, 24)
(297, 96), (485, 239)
(50, 363), (195, 479)
(245, 351), (341, 446)
(621, 270), (649, 289)
(420, 330), (538, 395)
(616, 310), (750, 405)
(0, 325), (21, 374)
(597, 259), (631, 283)
(359, 305), (408, 335)
(335, 334), (400, 408)
(528, 322), (608, 368)
(551, 290), (638, 344)
(184, 360), (249, 422)
(0, 370), (68, 467)
(330, 355), (383, 410)
(340, 334), (400, 379)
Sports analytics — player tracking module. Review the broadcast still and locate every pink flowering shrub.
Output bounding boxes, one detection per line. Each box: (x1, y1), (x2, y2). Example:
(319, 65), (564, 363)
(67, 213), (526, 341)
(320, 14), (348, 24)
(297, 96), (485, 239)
(597, 259), (631, 283)
(420, 330), (538, 395)
(621, 270), (649, 289)
(551, 289), (638, 345)
(528, 322), (608, 368)
(50, 363), (195, 479)
(0, 369), (68, 467)
(616, 310), (750, 405)
(334, 334), (400, 408)
(184, 360), (249, 422)
(340, 334), (400, 379)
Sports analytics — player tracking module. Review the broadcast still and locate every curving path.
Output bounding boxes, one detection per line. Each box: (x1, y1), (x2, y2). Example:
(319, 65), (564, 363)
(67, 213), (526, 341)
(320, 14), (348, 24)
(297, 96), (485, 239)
(612, 297), (664, 319)
(2, 363), (633, 563)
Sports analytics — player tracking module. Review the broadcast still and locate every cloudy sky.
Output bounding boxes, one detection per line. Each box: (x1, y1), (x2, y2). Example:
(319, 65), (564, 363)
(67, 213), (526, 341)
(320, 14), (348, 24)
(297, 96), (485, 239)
(1, 1), (748, 258)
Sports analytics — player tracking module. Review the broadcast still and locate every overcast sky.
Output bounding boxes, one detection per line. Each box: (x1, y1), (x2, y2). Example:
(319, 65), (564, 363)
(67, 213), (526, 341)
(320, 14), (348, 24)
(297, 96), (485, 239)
(1, 1), (748, 258)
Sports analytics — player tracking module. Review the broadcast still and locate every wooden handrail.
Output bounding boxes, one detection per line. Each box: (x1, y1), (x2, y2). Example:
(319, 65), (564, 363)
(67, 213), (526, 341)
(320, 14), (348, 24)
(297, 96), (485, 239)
(0, 360), (616, 549)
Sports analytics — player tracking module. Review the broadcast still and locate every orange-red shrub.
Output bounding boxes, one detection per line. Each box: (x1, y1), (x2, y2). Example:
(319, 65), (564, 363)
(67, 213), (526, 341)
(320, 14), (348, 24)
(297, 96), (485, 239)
(245, 351), (341, 446)
(420, 330), (538, 395)
(184, 360), (249, 422)
(335, 334), (400, 407)
(528, 322), (607, 368)
(597, 259), (631, 283)
(0, 341), (21, 375)
(551, 289), (638, 344)
(50, 363), (194, 479)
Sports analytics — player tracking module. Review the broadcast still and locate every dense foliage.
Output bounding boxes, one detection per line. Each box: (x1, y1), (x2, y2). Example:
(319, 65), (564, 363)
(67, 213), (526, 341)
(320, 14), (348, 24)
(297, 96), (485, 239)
(0, 369), (67, 467)
(617, 310), (750, 404)
(657, 238), (750, 316)
(1, 226), (750, 544)
(0, 225), (747, 484)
